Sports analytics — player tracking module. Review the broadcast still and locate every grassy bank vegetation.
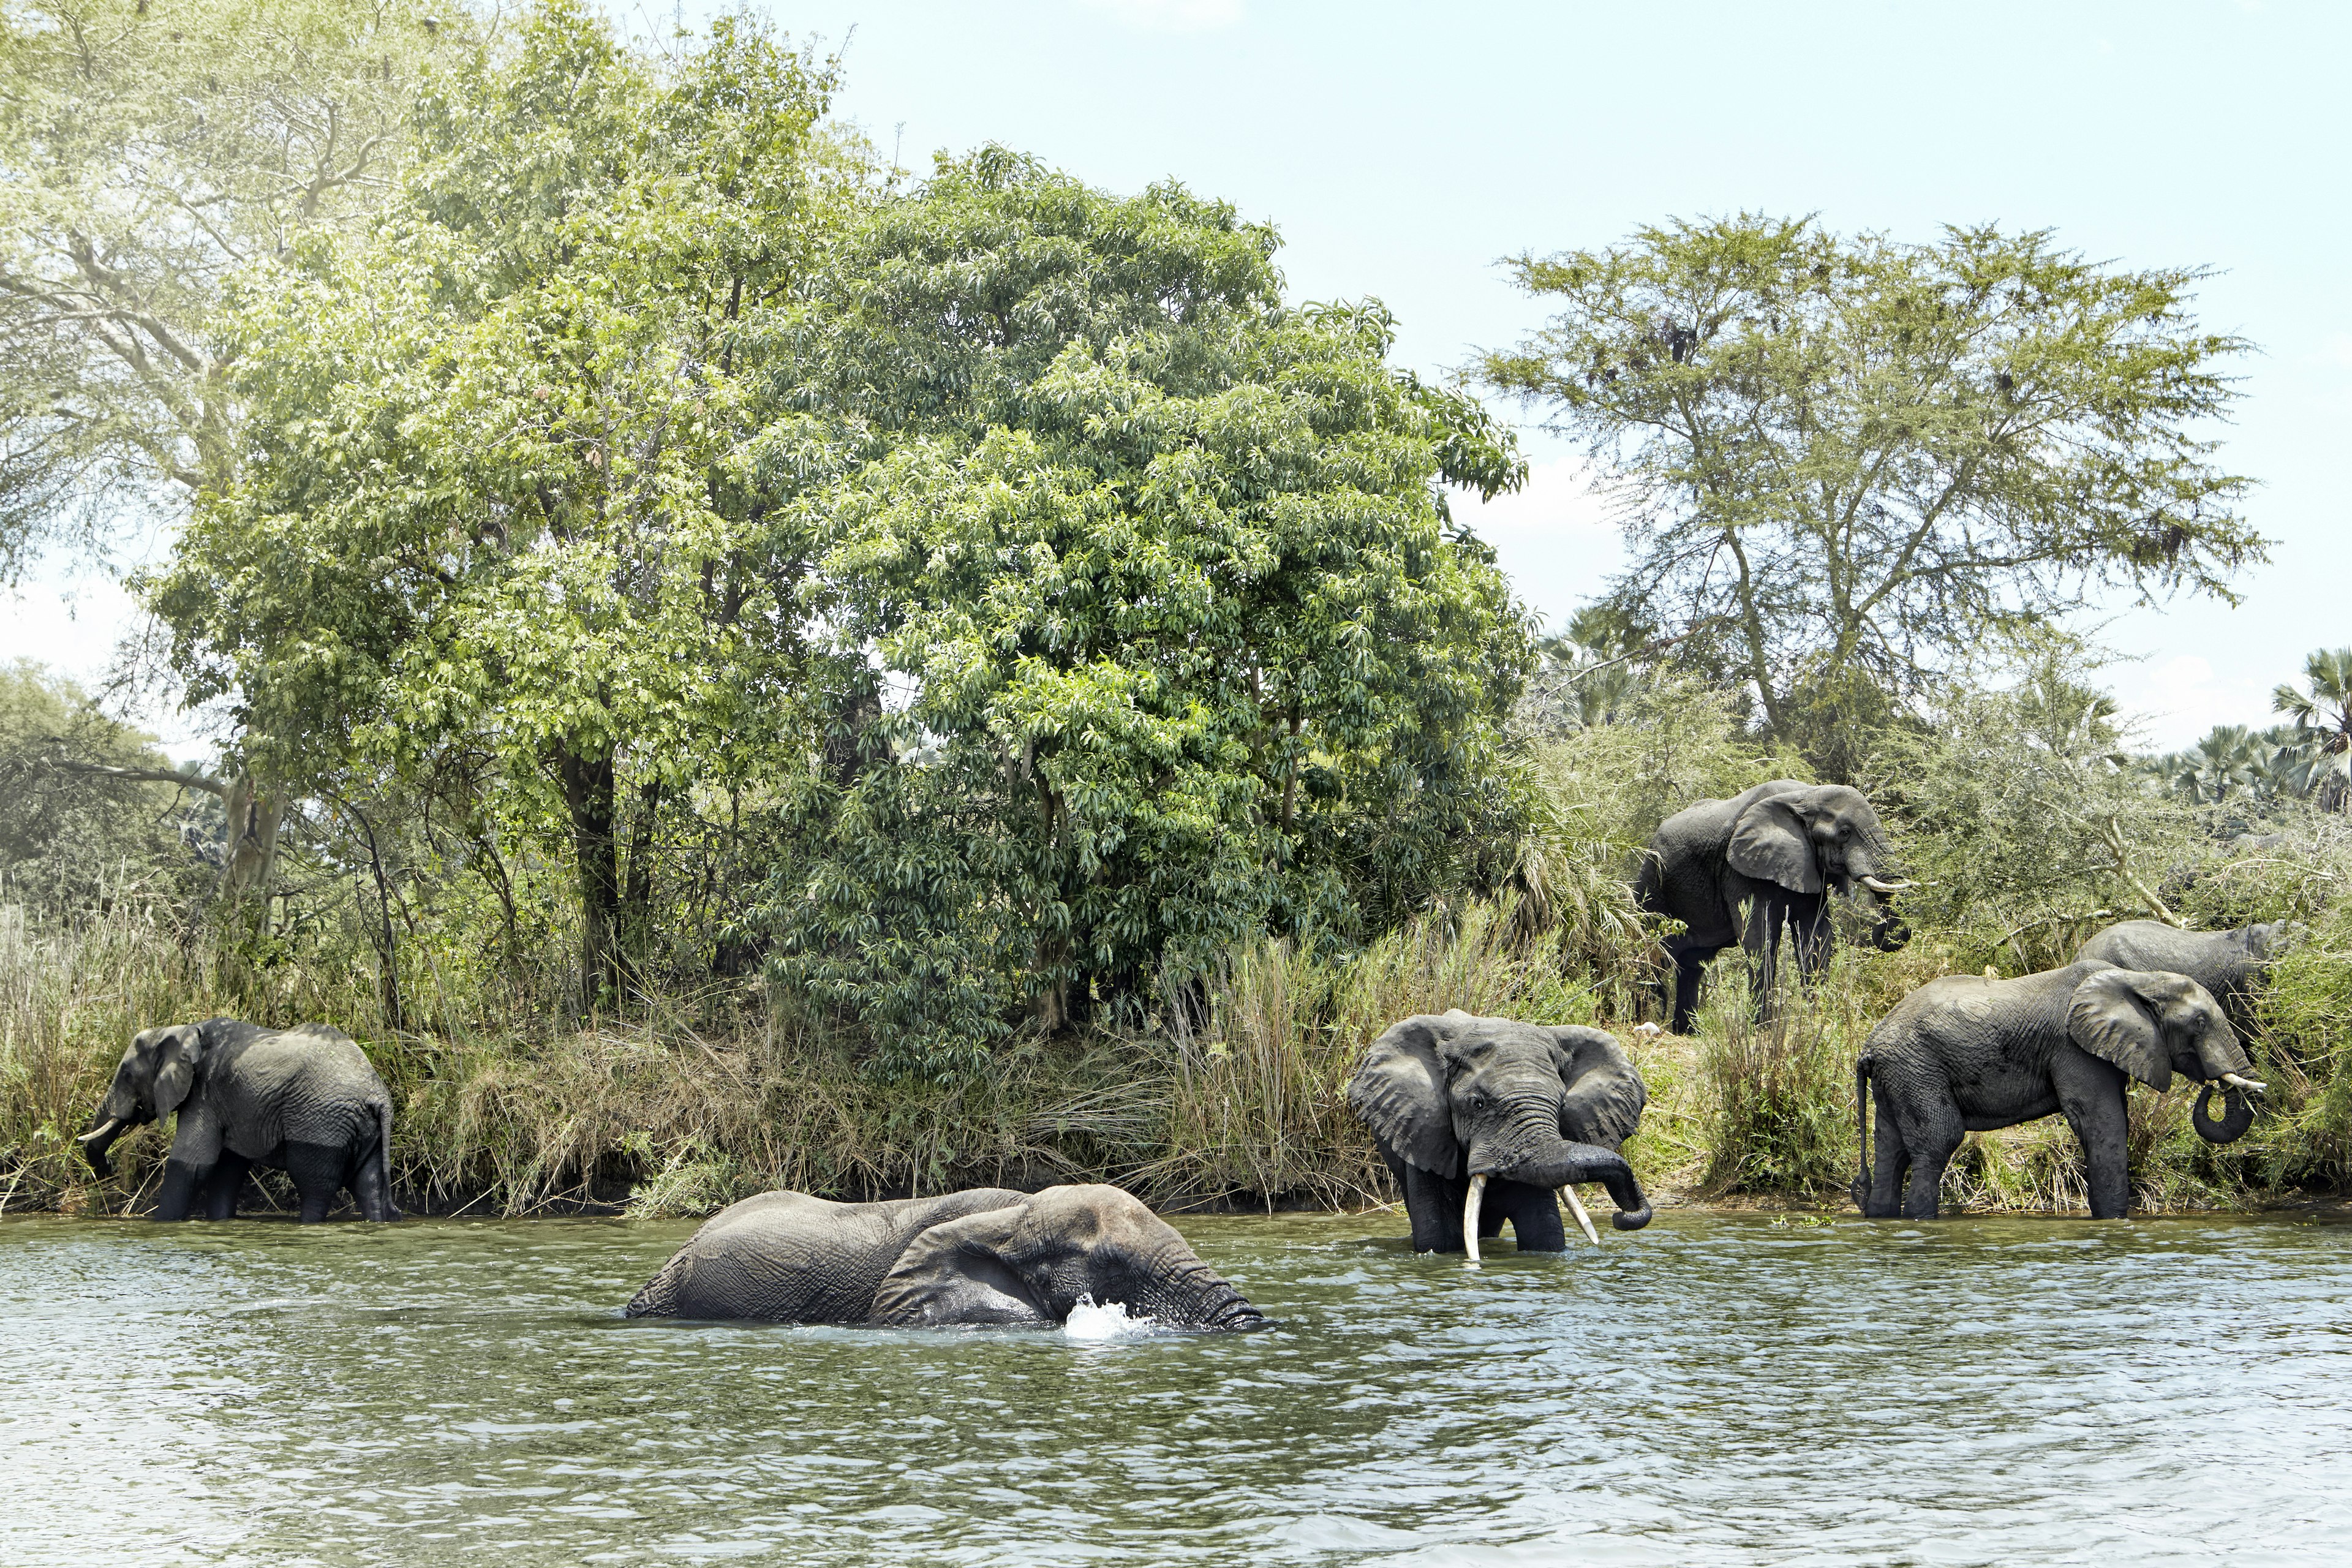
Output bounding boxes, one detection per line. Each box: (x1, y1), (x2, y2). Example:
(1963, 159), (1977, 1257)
(7, 662), (2346, 1221)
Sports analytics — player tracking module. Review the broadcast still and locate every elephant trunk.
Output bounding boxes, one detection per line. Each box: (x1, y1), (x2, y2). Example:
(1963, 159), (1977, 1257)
(1479, 1133), (1653, 1232)
(2190, 1019), (2263, 1145)
(1140, 1248), (1264, 1331)
(77, 1115), (126, 1179)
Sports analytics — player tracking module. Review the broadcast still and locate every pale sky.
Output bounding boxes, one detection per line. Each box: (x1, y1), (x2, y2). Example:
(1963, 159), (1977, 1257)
(9, 0), (2345, 757)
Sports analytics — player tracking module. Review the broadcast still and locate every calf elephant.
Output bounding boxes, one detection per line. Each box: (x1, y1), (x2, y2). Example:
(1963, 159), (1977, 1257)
(2077, 919), (2292, 1029)
(1346, 1010), (1651, 1258)
(1852, 962), (2266, 1221)
(1638, 780), (1910, 1034)
(78, 1019), (399, 1223)
(625, 1184), (1263, 1329)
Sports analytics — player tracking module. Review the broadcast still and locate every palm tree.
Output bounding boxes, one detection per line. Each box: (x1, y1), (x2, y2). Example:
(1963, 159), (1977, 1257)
(2274, 647), (2352, 814)
(2166, 725), (2262, 804)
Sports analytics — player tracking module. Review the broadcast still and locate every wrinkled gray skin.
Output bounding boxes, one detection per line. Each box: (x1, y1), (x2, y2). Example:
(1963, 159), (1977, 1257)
(1346, 1010), (1651, 1254)
(2077, 919), (2293, 1030)
(1637, 780), (1909, 1035)
(625, 1183), (1262, 1329)
(79, 1019), (399, 1223)
(1853, 962), (2260, 1221)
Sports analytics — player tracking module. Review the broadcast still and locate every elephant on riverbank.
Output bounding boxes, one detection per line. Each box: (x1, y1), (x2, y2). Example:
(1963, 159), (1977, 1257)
(624, 1184), (1263, 1329)
(2077, 919), (2293, 1030)
(78, 1019), (400, 1223)
(1637, 780), (1910, 1034)
(1852, 962), (2265, 1221)
(1346, 1010), (1651, 1258)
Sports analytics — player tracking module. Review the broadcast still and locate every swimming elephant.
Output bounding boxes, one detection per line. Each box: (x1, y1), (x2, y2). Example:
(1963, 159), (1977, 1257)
(1637, 780), (1911, 1034)
(624, 1183), (1263, 1329)
(1346, 1010), (1651, 1258)
(2076, 919), (2293, 1030)
(1853, 962), (2265, 1221)
(78, 1019), (400, 1222)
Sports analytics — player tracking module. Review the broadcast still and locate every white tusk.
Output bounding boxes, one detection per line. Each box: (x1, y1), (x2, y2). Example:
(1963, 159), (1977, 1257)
(1560, 1185), (1600, 1246)
(76, 1119), (121, 1144)
(1463, 1174), (1487, 1266)
(1859, 876), (1911, 894)
(2221, 1072), (2267, 1094)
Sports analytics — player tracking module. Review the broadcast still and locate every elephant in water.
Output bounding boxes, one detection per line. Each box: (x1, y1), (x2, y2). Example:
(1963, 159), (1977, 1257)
(2077, 919), (2293, 1030)
(1852, 962), (2266, 1221)
(1346, 1010), (1651, 1259)
(1637, 780), (1910, 1034)
(624, 1184), (1264, 1329)
(78, 1019), (399, 1222)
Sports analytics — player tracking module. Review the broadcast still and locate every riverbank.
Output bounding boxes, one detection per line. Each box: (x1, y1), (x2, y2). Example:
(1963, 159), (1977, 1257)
(4, 881), (2347, 1221)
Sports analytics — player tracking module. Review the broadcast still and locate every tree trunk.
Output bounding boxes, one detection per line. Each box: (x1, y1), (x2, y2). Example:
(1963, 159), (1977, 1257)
(218, 769), (283, 901)
(622, 777), (664, 978)
(560, 744), (624, 1011)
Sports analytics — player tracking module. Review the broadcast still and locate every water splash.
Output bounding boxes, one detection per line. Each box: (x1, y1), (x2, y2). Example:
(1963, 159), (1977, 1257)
(1061, 1293), (1153, 1340)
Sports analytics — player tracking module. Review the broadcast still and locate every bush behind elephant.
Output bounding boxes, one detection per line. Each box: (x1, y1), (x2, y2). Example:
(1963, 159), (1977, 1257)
(625, 1183), (1263, 1329)
(78, 1018), (400, 1223)
(1346, 1009), (1651, 1257)
(1637, 780), (1910, 1035)
(1853, 962), (2265, 1221)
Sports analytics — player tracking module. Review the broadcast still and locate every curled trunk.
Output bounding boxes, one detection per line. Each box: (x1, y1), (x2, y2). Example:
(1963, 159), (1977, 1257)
(2192, 1084), (2258, 1144)
(1487, 1133), (1653, 1231)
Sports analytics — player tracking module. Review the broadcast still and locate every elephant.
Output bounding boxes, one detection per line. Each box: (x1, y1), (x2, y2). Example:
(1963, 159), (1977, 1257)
(78, 1019), (401, 1223)
(1344, 1010), (1652, 1259)
(624, 1183), (1264, 1329)
(2076, 919), (2293, 1030)
(1851, 962), (2267, 1221)
(1637, 779), (1911, 1034)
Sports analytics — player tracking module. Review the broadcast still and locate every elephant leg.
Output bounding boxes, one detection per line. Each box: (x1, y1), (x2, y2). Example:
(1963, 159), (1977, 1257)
(1862, 1084), (1911, 1218)
(2054, 1064), (2133, 1219)
(1892, 1098), (1963, 1219)
(153, 1160), (206, 1222)
(1494, 1179), (1566, 1252)
(1664, 937), (1711, 1035)
(1744, 899), (1784, 1024)
(1397, 1160), (1466, 1253)
(200, 1150), (252, 1221)
(285, 1141), (351, 1223)
(351, 1145), (399, 1223)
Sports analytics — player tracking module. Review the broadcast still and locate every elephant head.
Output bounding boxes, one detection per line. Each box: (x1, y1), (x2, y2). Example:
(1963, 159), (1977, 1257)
(1728, 782), (1911, 946)
(1348, 1011), (1652, 1251)
(2068, 968), (2266, 1144)
(78, 1023), (206, 1178)
(868, 1185), (1263, 1330)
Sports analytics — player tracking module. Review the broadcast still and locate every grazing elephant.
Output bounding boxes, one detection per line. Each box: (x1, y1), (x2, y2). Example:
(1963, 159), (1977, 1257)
(1852, 962), (2266, 1221)
(1345, 1010), (1651, 1259)
(2077, 919), (2293, 1028)
(1638, 780), (1911, 1034)
(624, 1184), (1263, 1329)
(78, 1019), (400, 1223)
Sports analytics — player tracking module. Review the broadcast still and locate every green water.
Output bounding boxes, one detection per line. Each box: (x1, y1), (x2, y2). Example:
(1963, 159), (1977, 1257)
(2, 1207), (2347, 1566)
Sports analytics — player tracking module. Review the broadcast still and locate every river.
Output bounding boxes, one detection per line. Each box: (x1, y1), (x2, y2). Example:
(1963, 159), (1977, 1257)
(2, 1208), (2346, 1566)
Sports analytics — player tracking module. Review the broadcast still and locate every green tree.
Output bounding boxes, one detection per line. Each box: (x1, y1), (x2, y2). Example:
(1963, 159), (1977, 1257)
(1475, 215), (2264, 769)
(2274, 648), (2352, 814)
(761, 151), (1536, 1073)
(149, 2), (848, 1005)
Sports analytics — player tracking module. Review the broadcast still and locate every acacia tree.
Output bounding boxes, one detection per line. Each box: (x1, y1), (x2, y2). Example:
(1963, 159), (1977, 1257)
(151, 2), (848, 1006)
(1477, 216), (2264, 771)
(761, 152), (1535, 1074)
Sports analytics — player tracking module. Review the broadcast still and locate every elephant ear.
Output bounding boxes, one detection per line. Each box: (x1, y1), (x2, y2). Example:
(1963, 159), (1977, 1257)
(1547, 1027), (1648, 1151)
(1726, 797), (1822, 894)
(148, 1024), (206, 1118)
(869, 1202), (1050, 1327)
(1346, 1013), (1465, 1178)
(2067, 969), (2173, 1090)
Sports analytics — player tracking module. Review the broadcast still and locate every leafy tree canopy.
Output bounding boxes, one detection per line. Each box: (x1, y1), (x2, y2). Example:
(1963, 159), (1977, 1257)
(1477, 214), (2265, 771)
(760, 151), (1537, 1073)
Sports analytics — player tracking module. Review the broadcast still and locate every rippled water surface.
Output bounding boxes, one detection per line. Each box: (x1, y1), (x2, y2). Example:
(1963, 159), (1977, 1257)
(4, 1207), (2350, 1566)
